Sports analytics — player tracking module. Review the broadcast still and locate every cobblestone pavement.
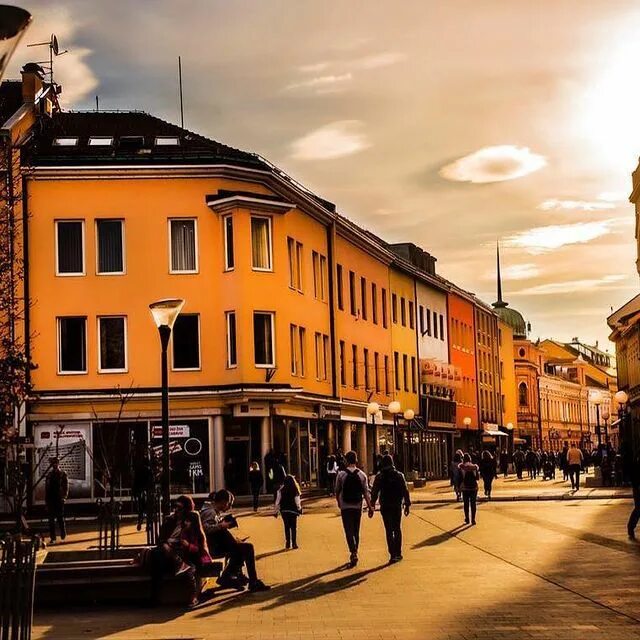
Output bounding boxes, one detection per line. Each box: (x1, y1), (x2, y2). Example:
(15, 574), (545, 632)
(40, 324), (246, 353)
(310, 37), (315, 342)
(33, 494), (640, 640)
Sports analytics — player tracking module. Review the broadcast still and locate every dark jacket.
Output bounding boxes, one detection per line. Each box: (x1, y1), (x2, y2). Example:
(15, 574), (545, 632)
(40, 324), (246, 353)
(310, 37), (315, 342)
(371, 467), (411, 510)
(479, 457), (497, 480)
(158, 513), (183, 545)
(249, 469), (263, 492)
(45, 468), (68, 505)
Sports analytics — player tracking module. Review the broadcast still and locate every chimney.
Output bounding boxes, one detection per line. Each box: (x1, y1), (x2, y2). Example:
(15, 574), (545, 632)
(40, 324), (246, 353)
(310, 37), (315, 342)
(21, 63), (44, 103)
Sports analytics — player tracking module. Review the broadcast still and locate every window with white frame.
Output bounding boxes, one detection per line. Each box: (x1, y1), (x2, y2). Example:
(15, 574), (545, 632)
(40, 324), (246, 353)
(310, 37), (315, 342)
(58, 317), (87, 374)
(288, 238), (304, 291)
(226, 311), (237, 367)
(172, 314), (200, 370)
(98, 316), (127, 371)
(250, 216), (272, 270)
(253, 312), (275, 367)
(169, 219), (197, 273)
(314, 332), (329, 381)
(56, 220), (85, 275)
(96, 219), (124, 274)
(223, 215), (234, 271)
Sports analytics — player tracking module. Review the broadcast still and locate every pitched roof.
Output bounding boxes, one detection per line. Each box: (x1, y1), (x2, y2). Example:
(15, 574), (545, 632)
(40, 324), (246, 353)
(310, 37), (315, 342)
(21, 110), (270, 170)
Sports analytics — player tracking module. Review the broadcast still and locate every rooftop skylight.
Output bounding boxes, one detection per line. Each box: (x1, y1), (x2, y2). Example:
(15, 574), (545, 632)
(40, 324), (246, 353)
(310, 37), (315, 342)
(155, 136), (180, 146)
(88, 137), (113, 146)
(53, 137), (78, 146)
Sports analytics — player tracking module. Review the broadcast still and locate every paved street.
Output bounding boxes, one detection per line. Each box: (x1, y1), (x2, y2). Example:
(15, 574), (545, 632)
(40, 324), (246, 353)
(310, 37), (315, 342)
(33, 492), (640, 640)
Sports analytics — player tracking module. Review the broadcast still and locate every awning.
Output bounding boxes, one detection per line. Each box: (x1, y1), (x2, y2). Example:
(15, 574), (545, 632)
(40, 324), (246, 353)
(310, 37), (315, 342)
(483, 429), (509, 437)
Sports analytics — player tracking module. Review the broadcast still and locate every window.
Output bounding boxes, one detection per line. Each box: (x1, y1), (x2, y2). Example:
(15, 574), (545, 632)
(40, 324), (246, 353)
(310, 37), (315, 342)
(433, 310), (438, 339)
(411, 356), (417, 393)
(315, 332), (329, 381)
(400, 298), (406, 326)
(394, 351), (400, 390)
(56, 220), (84, 275)
(58, 317), (87, 374)
(250, 216), (272, 270)
(98, 316), (126, 372)
(360, 277), (367, 320)
(519, 382), (528, 407)
(337, 264), (344, 310)
(352, 345), (358, 388)
(299, 327), (306, 377)
(296, 242), (304, 291)
(439, 314), (445, 341)
(403, 354), (409, 391)
(253, 312), (275, 367)
(374, 352), (380, 392)
(409, 301), (415, 330)
(382, 288), (388, 328)
(425, 307), (431, 336)
(349, 271), (357, 315)
(291, 325), (299, 375)
(88, 137), (113, 146)
(364, 348), (370, 390)
(119, 136), (144, 150)
(96, 219), (124, 274)
(287, 239), (303, 291)
(392, 293), (398, 323)
(224, 216), (234, 270)
(339, 340), (346, 386)
(419, 305), (425, 334)
(53, 137), (78, 146)
(372, 284), (378, 325)
(226, 312), (237, 368)
(172, 314), (200, 370)
(169, 219), (197, 273)
(312, 252), (327, 301)
(384, 355), (390, 394)
(319, 255), (327, 301)
(155, 136), (180, 145)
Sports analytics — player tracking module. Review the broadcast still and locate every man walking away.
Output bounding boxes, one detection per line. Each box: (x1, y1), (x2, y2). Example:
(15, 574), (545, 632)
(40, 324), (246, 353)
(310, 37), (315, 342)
(371, 454), (410, 563)
(45, 457), (68, 544)
(627, 453), (640, 539)
(513, 448), (525, 480)
(459, 453), (479, 525)
(567, 443), (584, 491)
(335, 451), (373, 567)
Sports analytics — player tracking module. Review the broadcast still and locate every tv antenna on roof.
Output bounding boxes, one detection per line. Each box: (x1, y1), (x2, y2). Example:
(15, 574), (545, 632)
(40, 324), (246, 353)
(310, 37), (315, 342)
(27, 33), (68, 84)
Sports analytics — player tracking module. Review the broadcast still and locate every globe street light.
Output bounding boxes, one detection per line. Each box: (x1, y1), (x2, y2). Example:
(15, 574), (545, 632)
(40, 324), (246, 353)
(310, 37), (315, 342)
(506, 421), (514, 455)
(149, 298), (185, 516)
(602, 409), (610, 445)
(388, 401), (402, 465)
(615, 390), (631, 480)
(404, 409), (415, 473)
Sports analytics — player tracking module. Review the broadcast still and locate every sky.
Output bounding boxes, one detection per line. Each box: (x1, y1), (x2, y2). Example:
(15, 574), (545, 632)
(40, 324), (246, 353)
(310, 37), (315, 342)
(8, 0), (640, 351)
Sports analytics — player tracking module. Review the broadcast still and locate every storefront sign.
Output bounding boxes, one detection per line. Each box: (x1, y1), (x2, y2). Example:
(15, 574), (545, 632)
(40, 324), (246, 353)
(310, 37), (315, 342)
(152, 425), (190, 439)
(317, 404), (341, 421)
(33, 423), (92, 501)
(233, 401), (270, 417)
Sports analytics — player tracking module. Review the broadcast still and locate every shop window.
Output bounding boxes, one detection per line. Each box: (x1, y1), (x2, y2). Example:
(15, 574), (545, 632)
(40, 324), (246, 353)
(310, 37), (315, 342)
(58, 316), (87, 373)
(98, 316), (127, 372)
(56, 220), (85, 275)
(253, 311), (275, 367)
(96, 219), (124, 274)
(169, 218), (197, 273)
(251, 216), (272, 270)
(172, 314), (200, 370)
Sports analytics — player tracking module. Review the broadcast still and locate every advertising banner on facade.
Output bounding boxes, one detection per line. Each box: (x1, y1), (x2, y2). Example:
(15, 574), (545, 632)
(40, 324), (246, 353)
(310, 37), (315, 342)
(33, 423), (93, 502)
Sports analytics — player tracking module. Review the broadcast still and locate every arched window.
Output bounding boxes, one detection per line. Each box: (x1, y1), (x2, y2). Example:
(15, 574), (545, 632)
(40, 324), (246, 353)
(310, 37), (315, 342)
(519, 382), (528, 407)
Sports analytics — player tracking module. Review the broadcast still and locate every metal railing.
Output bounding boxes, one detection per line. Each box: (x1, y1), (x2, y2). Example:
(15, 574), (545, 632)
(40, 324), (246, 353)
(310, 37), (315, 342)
(96, 499), (121, 553)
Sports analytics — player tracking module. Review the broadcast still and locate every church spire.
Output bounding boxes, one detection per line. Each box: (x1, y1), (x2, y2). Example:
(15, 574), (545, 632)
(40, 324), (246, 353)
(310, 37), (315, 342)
(493, 241), (508, 309)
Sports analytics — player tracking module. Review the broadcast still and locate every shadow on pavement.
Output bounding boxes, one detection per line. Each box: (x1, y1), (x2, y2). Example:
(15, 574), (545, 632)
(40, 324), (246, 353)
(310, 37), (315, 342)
(412, 523), (470, 549)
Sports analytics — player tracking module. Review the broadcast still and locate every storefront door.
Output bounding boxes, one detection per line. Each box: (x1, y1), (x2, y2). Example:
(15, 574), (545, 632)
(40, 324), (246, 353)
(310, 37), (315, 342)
(224, 438), (250, 495)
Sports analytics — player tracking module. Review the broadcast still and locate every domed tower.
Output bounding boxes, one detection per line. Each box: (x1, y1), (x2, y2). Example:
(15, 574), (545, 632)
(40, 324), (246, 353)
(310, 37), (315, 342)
(492, 243), (528, 338)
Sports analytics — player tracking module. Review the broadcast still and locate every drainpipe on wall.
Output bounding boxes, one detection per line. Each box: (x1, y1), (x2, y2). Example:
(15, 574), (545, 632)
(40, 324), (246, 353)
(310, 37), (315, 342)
(326, 219), (338, 399)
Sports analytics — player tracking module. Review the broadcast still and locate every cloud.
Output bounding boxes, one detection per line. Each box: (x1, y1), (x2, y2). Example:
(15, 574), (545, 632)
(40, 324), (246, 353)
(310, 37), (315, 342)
(512, 274), (627, 296)
(488, 263), (540, 280)
(353, 52), (406, 69)
(439, 145), (546, 184)
(298, 62), (330, 73)
(7, 6), (98, 106)
(286, 73), (352, 92)
(505, 220), (614, 253)
(538, 199), (615, 212)
(598, 191), (628, 203)
(290, 120), (370, 160)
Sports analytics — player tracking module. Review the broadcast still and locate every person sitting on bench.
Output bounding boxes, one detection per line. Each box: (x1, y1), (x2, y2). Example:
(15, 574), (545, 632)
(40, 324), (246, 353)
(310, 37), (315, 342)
(200, 489), (271, 593)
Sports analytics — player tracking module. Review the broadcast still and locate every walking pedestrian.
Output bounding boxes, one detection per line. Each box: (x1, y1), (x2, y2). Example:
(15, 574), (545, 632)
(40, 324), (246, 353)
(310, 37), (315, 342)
(451, 450), (463, 501)
(480, 450), (497, 499)
(567, 443), (584, 490)
(335, 451), (374, 567)
(627, 454), (640, 539)
(249, 462), (263, 512)
(560, 444), (569, 481)
(275, 474), (303, 549)
(370, 454), (410, 563)
(459, 453), (479, 525)
(271, 457), (287, 503)
(513, 448), (525, 480)
(45, 457), (68, 544)
(326, 455), (338, 496)
(499, 449), (509, 477)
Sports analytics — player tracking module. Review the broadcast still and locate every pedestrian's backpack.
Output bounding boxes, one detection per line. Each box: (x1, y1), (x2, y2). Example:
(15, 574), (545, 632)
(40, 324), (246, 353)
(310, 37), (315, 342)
(462, 467), (478, 490)
(342, 469), (364, 503)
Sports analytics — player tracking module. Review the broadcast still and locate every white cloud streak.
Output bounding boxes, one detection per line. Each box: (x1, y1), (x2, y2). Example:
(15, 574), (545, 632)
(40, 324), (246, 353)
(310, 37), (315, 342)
(512, 275), (627, 296)
(290, 120), (370, 160)
(505, 220), (615, 253)
(538, 199), (615, 212)
(352, 52), (406, 69)
(439, 145), (546, 184)
(286, 73), (352, 92)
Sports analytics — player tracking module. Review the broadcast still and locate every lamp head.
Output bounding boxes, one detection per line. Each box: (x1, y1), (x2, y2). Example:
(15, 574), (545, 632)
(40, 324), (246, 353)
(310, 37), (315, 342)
(388, 401), (401, 415)
(615, 390), (629, 405)
(602, 410), (610, 421)
(149, 298), (185, 330)
(506, 422), (514, 431)
(463, 416), (472, 427)
(366, 402), (380, 416)
(403, 409), (415, 421)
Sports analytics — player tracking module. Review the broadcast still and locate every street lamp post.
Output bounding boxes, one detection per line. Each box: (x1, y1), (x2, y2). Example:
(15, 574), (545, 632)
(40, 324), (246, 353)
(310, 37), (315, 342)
(615, 390), (631, 481)
(404, 408), (415, 474)
(506, 422), (514, 456)
(149, 298), (185, 516)
(594, 398), (602, 448)
(602, 409), (610, 446)
(388, 401), (402, 468)
(366, 402), (380, 462)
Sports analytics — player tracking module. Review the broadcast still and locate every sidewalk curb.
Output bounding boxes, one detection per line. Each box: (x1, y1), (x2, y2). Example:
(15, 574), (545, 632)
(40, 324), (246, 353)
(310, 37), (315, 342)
(412, 493), (633, 504)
